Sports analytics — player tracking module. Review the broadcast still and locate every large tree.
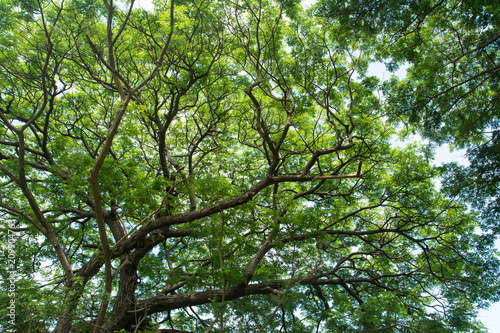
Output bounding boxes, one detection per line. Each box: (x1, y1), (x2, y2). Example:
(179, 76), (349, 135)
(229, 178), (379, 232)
(0, 0), (498, 332)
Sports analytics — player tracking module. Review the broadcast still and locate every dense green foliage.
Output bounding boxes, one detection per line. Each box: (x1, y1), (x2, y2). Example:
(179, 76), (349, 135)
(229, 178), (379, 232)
(0, 0), (499, 332)
(318, 0), (500, 235)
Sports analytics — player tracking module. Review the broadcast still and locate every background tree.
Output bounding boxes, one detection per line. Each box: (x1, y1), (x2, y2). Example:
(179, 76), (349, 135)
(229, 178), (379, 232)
(316, 0), (500, 235)
(0, 0), (499, 332)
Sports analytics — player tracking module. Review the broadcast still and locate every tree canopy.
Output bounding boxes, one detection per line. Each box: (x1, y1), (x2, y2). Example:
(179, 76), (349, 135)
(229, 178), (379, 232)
(0, 0), (499, 332)
(317, 0), (500, 235)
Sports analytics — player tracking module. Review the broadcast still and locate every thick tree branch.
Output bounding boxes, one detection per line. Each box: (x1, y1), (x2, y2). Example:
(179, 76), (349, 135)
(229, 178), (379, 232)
(136, 273), (411, 315)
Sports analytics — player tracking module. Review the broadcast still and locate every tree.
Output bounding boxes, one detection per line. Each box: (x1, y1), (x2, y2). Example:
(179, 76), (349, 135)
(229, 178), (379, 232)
(316, 0), (500, 235)
(0, 0), (498, 332)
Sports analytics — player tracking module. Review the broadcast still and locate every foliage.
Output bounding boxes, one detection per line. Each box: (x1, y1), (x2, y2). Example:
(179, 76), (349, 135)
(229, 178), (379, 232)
(316, 0), (500, 238)
(0, 0), (498, 332)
